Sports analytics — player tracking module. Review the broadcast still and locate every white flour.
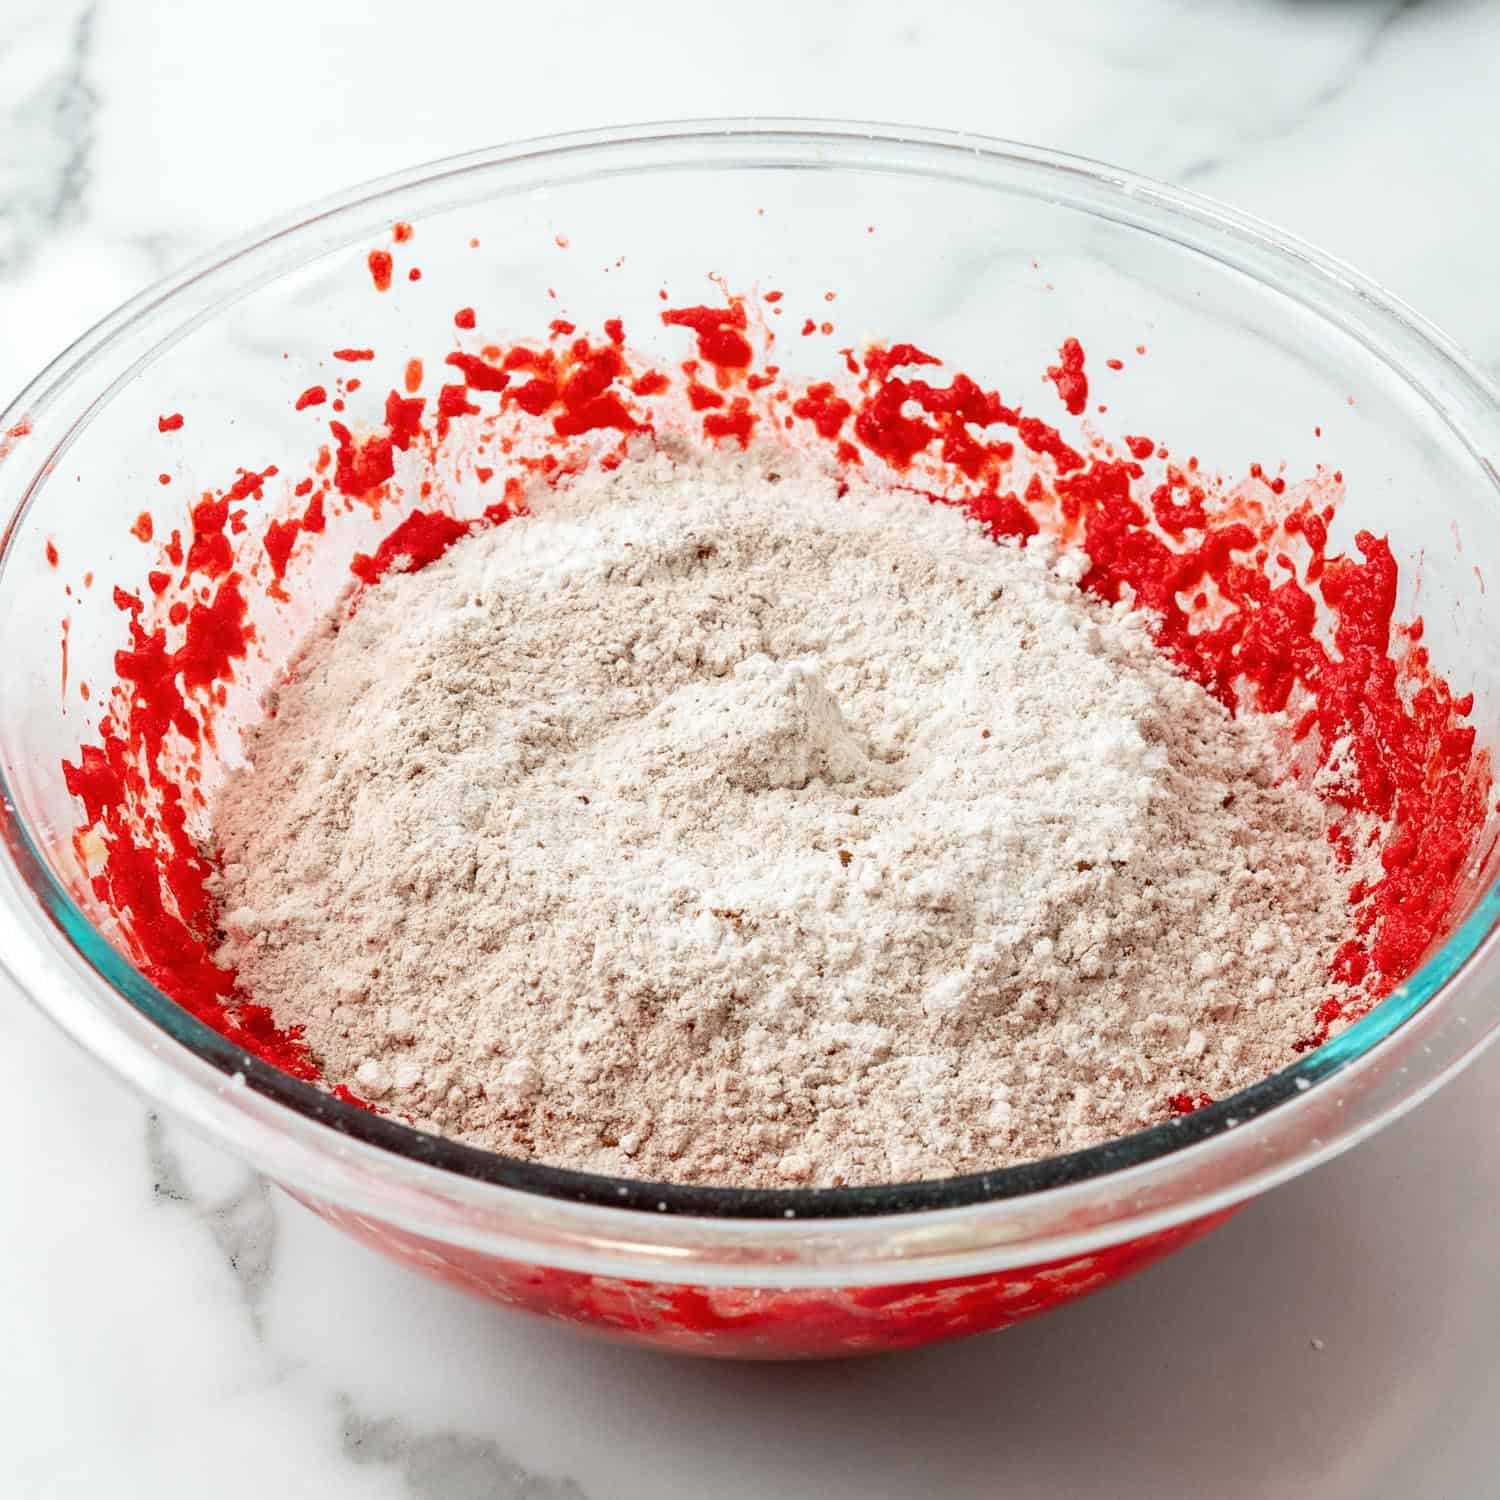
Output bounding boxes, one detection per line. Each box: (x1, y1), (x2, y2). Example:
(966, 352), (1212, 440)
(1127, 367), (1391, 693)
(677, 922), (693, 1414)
(212, 444), (1363, 1187)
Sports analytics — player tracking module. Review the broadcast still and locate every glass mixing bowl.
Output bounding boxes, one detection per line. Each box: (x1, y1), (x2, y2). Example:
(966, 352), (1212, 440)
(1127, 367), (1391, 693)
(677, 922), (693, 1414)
(3, 120), (1500, 1359)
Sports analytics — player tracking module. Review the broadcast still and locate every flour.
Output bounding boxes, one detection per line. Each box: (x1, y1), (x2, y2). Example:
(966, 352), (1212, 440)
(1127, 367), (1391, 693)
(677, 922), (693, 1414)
(211, 443), (1365, 1187)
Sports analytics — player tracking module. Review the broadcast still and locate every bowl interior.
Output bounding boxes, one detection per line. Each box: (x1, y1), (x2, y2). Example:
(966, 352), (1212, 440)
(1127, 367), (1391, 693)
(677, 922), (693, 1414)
(3, 125), (1499, 1220)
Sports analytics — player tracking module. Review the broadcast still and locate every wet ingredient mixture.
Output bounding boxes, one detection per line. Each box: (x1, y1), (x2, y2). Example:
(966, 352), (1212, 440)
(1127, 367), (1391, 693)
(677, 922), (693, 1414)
(211, 445), (1368, 1187)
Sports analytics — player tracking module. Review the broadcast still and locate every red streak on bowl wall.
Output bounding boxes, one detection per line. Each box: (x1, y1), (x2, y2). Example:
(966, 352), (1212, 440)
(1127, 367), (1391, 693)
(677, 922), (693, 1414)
(301, 1190), (1239, 1358)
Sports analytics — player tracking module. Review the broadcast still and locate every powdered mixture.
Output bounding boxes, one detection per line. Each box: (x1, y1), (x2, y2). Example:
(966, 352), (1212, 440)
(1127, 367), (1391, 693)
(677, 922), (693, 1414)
(212, 445), (1363, 1187)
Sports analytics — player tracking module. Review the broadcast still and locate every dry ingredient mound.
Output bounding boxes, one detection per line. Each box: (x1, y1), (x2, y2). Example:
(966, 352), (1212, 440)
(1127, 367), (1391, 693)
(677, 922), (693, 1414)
(212, 445), (1363, 1188)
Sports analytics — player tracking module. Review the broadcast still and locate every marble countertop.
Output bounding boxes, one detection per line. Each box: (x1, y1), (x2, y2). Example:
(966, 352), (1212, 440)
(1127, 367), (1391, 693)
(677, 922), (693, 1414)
(5, 1), (1500, 1494)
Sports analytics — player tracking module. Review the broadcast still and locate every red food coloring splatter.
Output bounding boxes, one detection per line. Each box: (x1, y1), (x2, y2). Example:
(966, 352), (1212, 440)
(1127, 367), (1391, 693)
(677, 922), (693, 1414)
(791, 383), (853, 439)
(392, 222), (414, 244)
(703, 398), (755, 446)
(437, 384), (479, 420)
(554, 391), (636, 439)
(661, 302), (753, 370)
(261, 520), (299, 583)
(350, 510), (474, 585)
(853, 350), (1038, 480)
(263, 491), (326, 585)
(863, 345), (941, 380)
(454, 307), (476, 330)
(183, 497), (233, 578)
(131, 512), (154, 543)
(367, 251), (393, 292)
(225, 466), (276, 504)
(158, 413), (184, 433)
(329, 421), (395, 497)
(1168, 1092), (1214, 1116)
(510, 379), (556, 416)
(444, 352), (510, 392)
(295, 386), (327, 410)
(384, 391), (426, 451)
(1015, 418), (1085, 474)
(333, 348), (375, 363)
(1150, 480), (1208, 537)
(1106, 358), (1124, 372)
(0, 417), (31, 461)
(965, 489), (1040, 544)
(45, 539), (59, 567)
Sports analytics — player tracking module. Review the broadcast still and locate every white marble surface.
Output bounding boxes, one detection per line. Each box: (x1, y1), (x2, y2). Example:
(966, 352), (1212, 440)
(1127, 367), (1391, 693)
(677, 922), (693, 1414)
(4, 1), (1500, 1494)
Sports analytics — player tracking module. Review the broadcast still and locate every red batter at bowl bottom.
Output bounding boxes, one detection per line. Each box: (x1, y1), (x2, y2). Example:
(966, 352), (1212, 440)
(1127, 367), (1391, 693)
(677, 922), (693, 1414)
(293, 1192), (1237, 1358)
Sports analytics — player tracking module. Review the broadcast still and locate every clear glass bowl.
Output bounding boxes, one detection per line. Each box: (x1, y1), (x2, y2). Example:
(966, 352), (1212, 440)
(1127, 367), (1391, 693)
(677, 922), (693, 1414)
(3, 120), (1500, 1358)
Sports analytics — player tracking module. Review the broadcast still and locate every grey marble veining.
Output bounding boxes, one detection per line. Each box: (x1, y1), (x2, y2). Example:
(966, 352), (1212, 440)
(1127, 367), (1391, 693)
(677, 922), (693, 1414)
(340, 1399), (588, 1500)
(146, 1110), (194, 1205)
(146, 1114), (280, 1333)
(205, 1176), (279, 1333)
(4, 2), (1500, 1495)
(0, 0), (98, 276)
(1180, 0), (1428, 181)
(143, 1113), (586, 1497)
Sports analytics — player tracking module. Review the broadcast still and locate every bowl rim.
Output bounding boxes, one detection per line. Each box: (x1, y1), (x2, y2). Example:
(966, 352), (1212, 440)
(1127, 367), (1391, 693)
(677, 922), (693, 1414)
(3, 115), (1500, 1245)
